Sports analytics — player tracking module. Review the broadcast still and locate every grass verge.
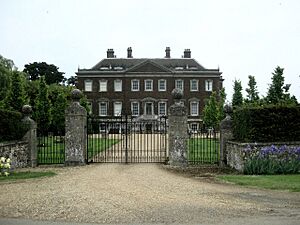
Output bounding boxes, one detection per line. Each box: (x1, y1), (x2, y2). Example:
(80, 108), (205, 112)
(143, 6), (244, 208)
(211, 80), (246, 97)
(0, 171), (56, 182)
(217, 174), (300, 192)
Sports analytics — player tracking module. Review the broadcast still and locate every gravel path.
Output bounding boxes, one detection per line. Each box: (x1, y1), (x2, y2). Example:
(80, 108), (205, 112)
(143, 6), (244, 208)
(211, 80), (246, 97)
(0, 164), (299, 224)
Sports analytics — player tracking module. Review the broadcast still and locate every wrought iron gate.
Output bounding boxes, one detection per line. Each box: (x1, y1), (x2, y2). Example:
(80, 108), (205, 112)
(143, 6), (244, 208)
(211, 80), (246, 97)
(87, 115), (168, 163)
(188, 129), (220, 164)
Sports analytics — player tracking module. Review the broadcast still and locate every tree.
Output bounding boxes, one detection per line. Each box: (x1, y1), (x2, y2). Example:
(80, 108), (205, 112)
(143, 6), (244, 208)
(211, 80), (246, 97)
(0, 55), (15, 104)
(51, 92), (67, 134)
(203, 91), (218, 129)
(266, 66), (285, 104)
(217, 88), (227, 122)
(245, 75), (259, 103)
(4, 71), (27, 112)
(232, 79), (243, 108)
(35, 76), (51, 133)
(266, 66), (298, 105)
(80, 94), (90, 115)
(67, 76), (77, 86)
(23, 62), (65, 85)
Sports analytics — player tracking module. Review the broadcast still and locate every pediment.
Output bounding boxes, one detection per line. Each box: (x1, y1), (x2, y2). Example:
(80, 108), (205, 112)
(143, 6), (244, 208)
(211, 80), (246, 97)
(126, 60), (171, 73)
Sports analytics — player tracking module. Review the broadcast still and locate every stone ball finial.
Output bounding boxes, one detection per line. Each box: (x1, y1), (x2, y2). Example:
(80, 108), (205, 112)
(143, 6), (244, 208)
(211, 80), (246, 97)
(22, 105), (32, 115)
(224, 102), (233, 114)
(71, 89), (82, 101)
(171, 88), (183, 100)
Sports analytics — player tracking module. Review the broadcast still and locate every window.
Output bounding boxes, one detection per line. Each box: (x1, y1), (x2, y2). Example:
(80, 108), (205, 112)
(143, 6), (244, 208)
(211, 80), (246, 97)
(114, 80), (122, 92)
(205, 80), (213, 92)
(99, 80), (107, 92)
(145, 79), (153, 91)
(114, 102), (122, 116)
(190, 101), (199, 116)
(158, 79), (166, 91)
(84, 80), (92, 92)
(99, 102), (107, 116)
(131, 79), (139, 91)
(131, 102), (139, 116)
(190, 79), (198, 91)
(158, 102), (167, 115)
(175, 79), (184, 91)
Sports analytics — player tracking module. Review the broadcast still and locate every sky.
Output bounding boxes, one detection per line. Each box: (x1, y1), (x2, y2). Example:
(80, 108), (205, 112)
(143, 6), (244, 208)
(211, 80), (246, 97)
(1, 0), (300, 101)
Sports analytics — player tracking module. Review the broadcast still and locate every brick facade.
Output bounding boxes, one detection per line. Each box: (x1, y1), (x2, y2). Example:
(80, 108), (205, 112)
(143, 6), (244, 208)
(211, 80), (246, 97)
(76, 47), (223, 129)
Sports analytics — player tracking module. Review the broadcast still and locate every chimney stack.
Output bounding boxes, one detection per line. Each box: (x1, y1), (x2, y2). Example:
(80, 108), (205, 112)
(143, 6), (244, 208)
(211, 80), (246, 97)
(127, 47), (133, 58)
(183, 49), (191, 58)
(107, 49), (115, 58)
(165, 47), (171, 58)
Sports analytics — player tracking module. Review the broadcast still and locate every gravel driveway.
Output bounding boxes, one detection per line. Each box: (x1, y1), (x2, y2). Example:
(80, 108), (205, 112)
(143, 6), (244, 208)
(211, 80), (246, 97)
(0, 164), (299, 224)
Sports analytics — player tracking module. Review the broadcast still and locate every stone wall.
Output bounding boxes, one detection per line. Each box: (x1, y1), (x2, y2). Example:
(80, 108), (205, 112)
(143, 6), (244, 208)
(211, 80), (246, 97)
(226, 141), (300, 172)
(0, 141), (29, 168)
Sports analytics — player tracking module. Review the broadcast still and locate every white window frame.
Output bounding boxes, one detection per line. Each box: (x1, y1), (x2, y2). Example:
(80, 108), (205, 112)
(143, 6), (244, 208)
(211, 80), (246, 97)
(84, 80), (92, 92)
(158, 79), (166, 91)
(99, 102), (107, 116)
(99, 80), (107, 92)
(190, 101), (199, 116)
(175, 79), (184, 91)
(158, 102), (167, 116)
(144, 79), (153, 91)
(114, 102), (122, 116)
(190, 79), (198, 91)
(131, 79), (140, 91)
(190, 123), (198, 132)
(131, 102), (139, 116)
(205, 80), (213, 92)
(114, 79), (122, 92)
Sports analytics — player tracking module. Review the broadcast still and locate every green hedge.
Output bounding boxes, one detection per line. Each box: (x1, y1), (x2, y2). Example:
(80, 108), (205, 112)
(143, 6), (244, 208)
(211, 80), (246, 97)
(0, 109), (28, 142)
(233, 105), (300, 142)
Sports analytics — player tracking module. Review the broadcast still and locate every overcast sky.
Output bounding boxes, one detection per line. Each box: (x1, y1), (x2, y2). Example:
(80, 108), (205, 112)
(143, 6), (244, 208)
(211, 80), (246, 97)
(1, 0), (299, 101)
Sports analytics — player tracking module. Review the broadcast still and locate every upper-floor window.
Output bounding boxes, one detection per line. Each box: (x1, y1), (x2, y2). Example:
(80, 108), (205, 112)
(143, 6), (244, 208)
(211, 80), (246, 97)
(190, 101), (199, 116)
(114, 102), (122, 116)
(84, 80), (92, 92)
(158, 79), (166, 91)
(158, 102), (167, 115)
(190, 79), (198, 91)
(175, 79), (184, 91)
(114, 80), (122, 92)
(99, 102), (107, 116)
(131, 102), (139, 116)
(145, 79), (153, 91)
(99, 80), (107, 92)
(131, 79), (139, 91)
(205, 80), (213, 92)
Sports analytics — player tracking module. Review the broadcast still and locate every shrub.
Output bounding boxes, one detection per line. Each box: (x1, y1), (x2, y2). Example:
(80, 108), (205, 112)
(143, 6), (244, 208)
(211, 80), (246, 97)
(233, 105), (300, 142)
(0, 157), (11, 176)
(0, 109), (28, 142)
(243, 145), (300, 175)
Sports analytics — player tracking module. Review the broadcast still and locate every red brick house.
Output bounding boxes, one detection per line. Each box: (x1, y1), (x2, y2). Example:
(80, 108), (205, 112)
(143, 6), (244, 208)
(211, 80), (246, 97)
(76, 47), (223, 131)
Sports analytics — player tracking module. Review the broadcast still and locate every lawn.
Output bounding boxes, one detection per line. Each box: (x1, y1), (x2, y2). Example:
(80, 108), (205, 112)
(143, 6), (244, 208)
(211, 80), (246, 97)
(38, 136), (120, 164)
(217, 174), (300, 192)
(0, 171), (56, 182)
(188, 138), (220, 164)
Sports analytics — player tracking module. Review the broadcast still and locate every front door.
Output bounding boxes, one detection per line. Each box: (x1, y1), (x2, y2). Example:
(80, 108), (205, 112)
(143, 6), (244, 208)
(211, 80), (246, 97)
(145, 102), (153, 115)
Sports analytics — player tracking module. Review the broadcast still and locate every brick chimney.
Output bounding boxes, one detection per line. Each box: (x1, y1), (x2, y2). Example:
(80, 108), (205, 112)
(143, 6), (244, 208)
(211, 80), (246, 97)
(183, 49), (191, 58)
(107, 49), (115, 58)
(127, 47), (133, 58)
(165, 47), (171, 58)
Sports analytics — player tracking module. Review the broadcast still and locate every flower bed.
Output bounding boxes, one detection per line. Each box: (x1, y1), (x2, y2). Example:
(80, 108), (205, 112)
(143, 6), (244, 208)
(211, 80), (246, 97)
(243, 145), (300, 174)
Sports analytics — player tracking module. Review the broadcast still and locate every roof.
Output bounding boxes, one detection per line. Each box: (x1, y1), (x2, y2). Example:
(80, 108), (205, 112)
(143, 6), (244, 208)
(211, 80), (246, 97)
(78, 58), (220, 73)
